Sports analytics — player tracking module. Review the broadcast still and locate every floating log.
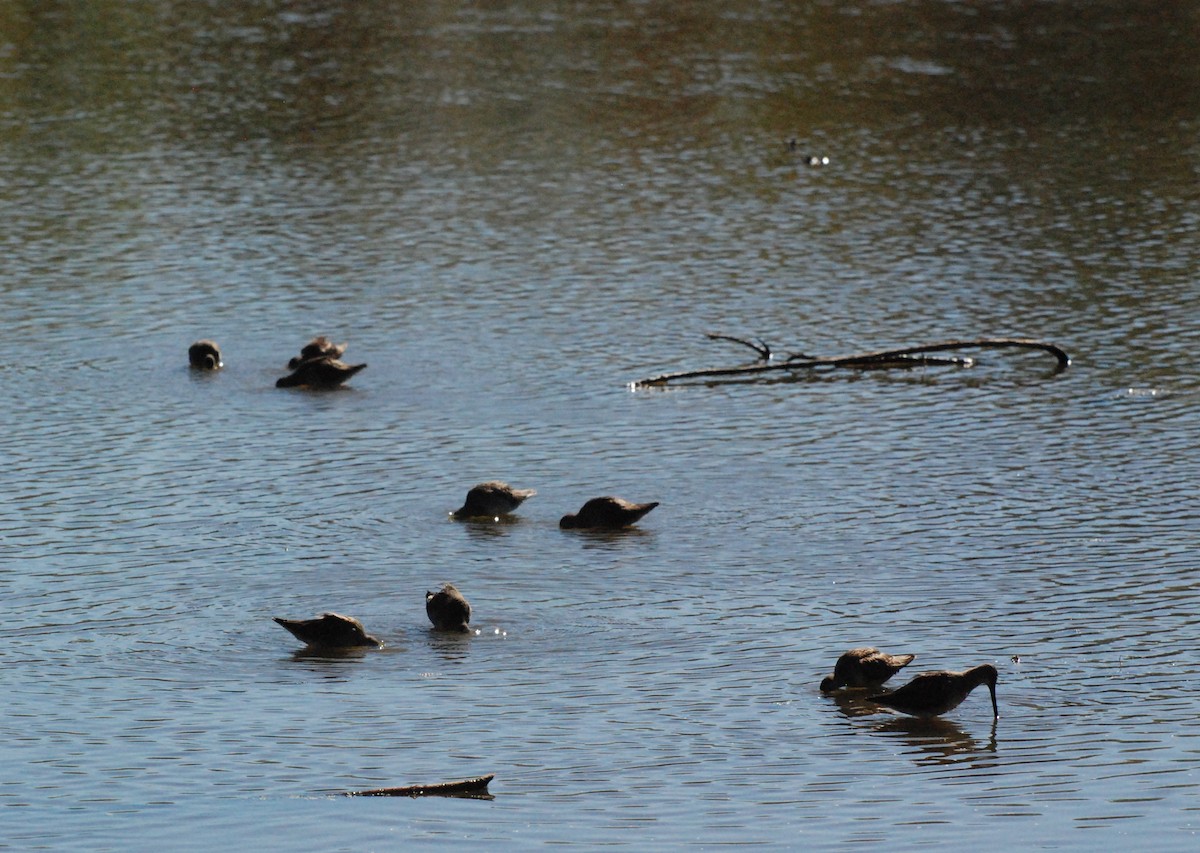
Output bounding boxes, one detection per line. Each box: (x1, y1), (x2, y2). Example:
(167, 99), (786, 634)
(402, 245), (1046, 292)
(345, 774), (495, 798)
(634, 335), (1070, 387)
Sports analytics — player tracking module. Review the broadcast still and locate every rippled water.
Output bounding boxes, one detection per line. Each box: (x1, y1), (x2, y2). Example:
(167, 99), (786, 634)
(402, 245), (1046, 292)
(3, 0), (1200, 848)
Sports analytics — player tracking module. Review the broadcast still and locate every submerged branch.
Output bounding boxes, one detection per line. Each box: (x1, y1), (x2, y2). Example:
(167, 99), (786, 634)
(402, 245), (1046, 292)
(634, 337), (1069, 387)
(345, 774), (495, 798)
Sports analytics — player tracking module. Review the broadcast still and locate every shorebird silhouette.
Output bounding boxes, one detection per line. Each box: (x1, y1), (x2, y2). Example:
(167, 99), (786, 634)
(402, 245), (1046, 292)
(426, 583), (471, 632)
(869, 664), (999, 719)
(276, 357), (366, 389)
(288, 336), (348, 369)
(273, 612), (382, 648)
(820, 647), (916, 692)
(451, 481), (537, 519)
(559, 496), (659, 529)
(188, 340), (222, 370)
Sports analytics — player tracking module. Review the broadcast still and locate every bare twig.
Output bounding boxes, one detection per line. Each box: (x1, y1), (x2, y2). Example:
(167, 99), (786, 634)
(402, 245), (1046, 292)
(705, 332), (821, 363)
(704, 332), (771, 361)
(634, 337), (1069, 387)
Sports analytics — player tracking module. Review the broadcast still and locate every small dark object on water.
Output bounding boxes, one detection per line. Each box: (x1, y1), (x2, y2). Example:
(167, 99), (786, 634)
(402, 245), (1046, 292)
(188, 340), (222, 370)
(273, 612), (382, 648)
(345, 774), (495, 798)
(276, 357), (366, 389)
(451, 481), (537, 519)
(559, 496), (659, 530)
(820, 647), (915, 692)
(869, 664), (999, 719)
(288, 335), (348, 369)
(426, 583), (471, 632)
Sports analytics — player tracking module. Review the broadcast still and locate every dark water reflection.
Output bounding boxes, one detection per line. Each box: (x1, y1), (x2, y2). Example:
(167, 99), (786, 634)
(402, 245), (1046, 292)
(873, 716), (999, 765)
(2, 0), (1200, 848)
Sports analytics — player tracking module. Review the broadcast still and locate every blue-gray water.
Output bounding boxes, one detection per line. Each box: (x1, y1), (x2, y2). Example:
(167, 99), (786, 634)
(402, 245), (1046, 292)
(3, 1), (1199, 849)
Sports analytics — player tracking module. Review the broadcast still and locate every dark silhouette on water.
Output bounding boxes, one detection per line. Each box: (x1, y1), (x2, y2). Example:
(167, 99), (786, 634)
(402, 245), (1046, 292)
(869, 664), (999, 719)
(426, 583), (471, 632)
(635, 334), (1070, 386)
(273, 612), (382, 648)
(559, 496), (659, 530)
(820, 647), (916, 692)
(188, 340), (222, 370)
(346, 774), (495, 799)
(451, 481), (537, 519)
(288, 335), (348, 369)
(276, 357), (366, 389)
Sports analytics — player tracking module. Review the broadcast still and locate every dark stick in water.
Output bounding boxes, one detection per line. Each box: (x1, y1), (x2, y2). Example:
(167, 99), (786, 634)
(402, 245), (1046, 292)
(344, 774), (495, 797)
(634, 335), (1070, 387)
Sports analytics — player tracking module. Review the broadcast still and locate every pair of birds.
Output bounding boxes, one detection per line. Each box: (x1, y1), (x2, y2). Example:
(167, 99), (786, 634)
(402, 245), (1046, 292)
(277, 335), (367, 388)
(451, 481), (659, 530)
(188, 336), (368, 389)
(821, 647), (999, 719)
(274, 582), (471, 648)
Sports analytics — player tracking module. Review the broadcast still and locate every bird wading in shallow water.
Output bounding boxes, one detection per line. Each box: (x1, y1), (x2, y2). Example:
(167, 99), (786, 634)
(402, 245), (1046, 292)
(559, 496), (659, 530)
(426, 583), (471, 632)
(188, 340), (222, 370)
(869, 664), (999, 719)
(820, 647), (916, 692)
(451, 481), (537, 519)
(276, 357), (366, 389)
(273, 612), (382, 648)
(288, 336), (348, 369)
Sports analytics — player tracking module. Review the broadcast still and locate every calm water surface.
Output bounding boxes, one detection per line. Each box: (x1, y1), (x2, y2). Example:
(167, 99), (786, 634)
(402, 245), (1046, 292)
(2, 0), (1199, 849)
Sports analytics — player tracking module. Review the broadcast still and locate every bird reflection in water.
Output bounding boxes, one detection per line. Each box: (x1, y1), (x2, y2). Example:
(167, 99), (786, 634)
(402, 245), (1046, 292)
(873, 715), (998, 765)
(826, 688), (884, 718)
(287, 644), (381, 677)
(572, 526), (657, 553)
(289, 645), (375, 661)
(456, 514), (524, 542)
